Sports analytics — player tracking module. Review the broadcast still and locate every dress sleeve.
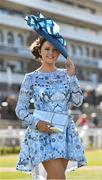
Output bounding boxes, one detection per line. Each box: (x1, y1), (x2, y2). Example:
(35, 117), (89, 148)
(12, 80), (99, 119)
(15, 74), (40, 129)
(69, 75), (83, 107)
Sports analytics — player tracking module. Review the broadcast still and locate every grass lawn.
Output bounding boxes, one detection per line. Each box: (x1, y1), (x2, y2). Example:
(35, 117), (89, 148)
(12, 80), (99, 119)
(0, 172), (32, 180)
(0, 155), (18, 167)
(0, 170), (102, 179)
(85, 149), (102, 166)
(0, 150), (102, 179)
(67, 169), (102, 180)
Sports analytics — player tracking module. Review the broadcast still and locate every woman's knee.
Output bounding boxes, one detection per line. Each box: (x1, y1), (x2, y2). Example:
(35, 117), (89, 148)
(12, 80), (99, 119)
(47, 170), (65, 179)
(43, 158), (66, 179)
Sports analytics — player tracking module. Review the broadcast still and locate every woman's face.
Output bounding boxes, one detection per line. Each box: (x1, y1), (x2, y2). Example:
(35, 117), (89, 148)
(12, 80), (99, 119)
(40, 41), (60, 64)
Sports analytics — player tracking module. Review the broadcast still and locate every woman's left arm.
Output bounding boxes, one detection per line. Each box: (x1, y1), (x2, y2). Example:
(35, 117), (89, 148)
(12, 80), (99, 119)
(66, 59), (83, 107)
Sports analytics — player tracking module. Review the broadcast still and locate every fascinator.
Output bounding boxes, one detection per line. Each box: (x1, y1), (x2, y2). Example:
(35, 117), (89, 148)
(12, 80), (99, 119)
(25, 13), (68, 59)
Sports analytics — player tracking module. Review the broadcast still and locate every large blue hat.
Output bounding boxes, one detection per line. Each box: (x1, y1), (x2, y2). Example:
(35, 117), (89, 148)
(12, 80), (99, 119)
(25, 13), (68, 59)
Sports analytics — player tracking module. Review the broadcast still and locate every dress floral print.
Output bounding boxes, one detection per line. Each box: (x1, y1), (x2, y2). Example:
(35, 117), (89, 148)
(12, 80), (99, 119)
(15, 68), (86, 173)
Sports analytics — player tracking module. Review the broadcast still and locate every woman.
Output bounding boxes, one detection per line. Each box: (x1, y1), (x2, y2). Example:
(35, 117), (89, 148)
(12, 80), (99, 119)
(16, 13), (86, 179)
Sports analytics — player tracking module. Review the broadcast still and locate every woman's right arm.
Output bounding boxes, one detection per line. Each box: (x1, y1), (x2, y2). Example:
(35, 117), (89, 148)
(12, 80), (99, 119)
(15, 74), (53, 133)
(15, 74), (40, 129)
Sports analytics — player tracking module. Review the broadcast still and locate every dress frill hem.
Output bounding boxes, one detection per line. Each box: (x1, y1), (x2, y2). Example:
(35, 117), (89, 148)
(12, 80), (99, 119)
(16, 155), (87, 173)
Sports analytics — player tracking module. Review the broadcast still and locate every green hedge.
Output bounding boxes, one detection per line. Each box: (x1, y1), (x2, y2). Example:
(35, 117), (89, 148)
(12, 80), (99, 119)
(0, 146), (20, 155)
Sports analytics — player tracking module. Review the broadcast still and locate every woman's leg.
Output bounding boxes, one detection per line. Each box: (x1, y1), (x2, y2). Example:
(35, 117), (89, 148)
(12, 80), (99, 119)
(42, 158), (66, 179)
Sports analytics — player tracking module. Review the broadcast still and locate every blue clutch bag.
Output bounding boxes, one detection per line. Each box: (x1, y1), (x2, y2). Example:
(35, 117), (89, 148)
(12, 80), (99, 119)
(34, 109), (68, 133)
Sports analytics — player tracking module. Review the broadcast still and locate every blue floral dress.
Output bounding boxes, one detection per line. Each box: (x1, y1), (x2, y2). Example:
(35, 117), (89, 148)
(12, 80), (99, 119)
(15, 68), (86, 174)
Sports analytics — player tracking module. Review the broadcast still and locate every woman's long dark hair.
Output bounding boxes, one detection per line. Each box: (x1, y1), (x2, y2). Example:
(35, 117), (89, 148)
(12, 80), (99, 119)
(30, 37), (46, 58)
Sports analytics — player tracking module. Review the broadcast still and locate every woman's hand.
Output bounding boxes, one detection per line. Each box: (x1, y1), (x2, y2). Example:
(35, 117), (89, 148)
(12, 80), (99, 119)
(36, 120), (54, 133)
(65, 58), (75, 76)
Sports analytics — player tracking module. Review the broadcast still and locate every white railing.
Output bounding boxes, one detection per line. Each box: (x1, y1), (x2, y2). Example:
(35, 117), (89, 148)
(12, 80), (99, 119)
(0, 127), (24, 146)
(78, 127), (102, 149)
(0, 127), (102, 149)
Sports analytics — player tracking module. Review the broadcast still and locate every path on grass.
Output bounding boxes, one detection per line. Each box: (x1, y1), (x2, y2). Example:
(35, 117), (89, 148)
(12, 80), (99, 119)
(0, 166), (102, 172)
(0, 167), (16, 172)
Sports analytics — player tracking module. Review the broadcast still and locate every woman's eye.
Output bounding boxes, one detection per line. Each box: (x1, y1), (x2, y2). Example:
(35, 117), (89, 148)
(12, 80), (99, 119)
(53, 49), (58, 51)
(45, 48), (50, 50)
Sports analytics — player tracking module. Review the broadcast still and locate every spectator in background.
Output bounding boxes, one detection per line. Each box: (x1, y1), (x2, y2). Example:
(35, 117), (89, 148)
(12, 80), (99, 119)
(76, 114), (89, 146)
(1, 95), (17, 120)
(77, 113), (89, 128)
(91, 113), (99, 127)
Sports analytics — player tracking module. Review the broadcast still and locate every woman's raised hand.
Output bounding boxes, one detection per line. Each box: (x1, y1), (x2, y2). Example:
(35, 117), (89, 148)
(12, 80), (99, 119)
(65, 58), (75, 76)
